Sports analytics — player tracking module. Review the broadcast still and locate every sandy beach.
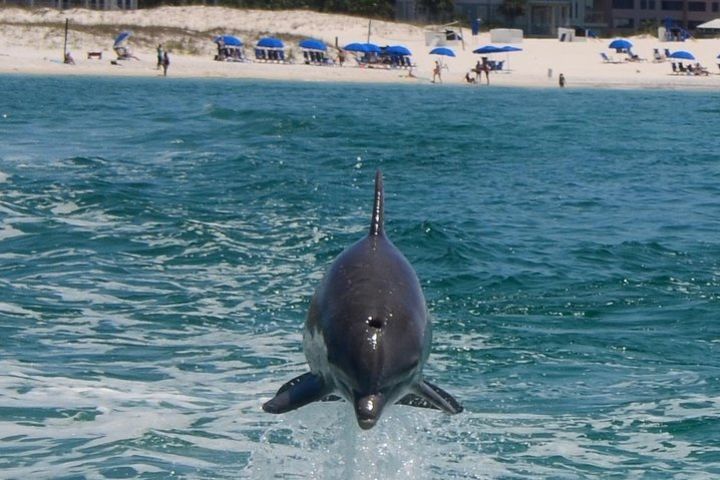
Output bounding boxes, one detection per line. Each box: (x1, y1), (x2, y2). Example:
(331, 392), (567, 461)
(1, 6), (720, 89)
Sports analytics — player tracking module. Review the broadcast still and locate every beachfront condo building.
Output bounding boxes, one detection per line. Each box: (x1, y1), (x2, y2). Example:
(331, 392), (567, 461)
(397, 0), (720, 35)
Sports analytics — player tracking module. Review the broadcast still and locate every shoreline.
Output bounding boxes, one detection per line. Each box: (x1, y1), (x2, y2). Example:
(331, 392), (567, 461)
(2, 6), (720, 91)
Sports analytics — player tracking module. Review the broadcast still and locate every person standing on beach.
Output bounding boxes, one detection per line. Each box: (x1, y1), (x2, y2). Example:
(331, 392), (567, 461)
(432, 60), (442, 84)
(156, 44), (163, 70)
(481, 57), (490, 85)
(559, 73), (566, 88)
(162, 51), (170, 76)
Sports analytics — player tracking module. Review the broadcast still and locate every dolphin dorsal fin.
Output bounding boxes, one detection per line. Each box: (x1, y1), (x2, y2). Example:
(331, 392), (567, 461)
(370, 170), (384, 236)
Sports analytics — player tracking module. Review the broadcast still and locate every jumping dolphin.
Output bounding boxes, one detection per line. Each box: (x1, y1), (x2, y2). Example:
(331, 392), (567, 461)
(263, 170), (462, 429)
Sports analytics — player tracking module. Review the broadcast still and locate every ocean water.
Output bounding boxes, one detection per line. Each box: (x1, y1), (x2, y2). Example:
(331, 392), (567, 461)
(1, 74), (719, 479)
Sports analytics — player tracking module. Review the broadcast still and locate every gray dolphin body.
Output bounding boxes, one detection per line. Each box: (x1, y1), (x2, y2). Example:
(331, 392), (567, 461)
(263, 171), (462, 429)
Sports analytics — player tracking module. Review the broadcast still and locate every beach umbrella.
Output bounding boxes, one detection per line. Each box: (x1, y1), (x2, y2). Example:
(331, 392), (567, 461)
(257, 37), (284, 49)
(430, 47), (455, 57)
(299, 39), (327, 51)
(213, 35), (243, 47)
(473, 45), (504, 54)
(669, 50), (695, 60)
(500, 45), (523, 52)
(114, 31), (132, 48)
(385, 45), (412, 56)
(608, 38), (633, 51)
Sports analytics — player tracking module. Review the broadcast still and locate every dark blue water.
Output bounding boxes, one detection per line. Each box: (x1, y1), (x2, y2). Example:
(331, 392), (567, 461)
(1, 75), (720, 478)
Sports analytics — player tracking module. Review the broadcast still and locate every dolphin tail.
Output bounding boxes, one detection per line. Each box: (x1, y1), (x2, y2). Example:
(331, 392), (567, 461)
(369, 169), (384, 236)
(262, 372), (331, 414)
(396, 379), (463, 414)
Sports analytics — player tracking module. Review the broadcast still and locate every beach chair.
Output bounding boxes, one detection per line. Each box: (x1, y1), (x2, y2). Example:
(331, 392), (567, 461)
(600, 52), (620, 64)
(495, 60), (505, 71)
(678, 62), (687, 74)
(671, 62), (678, 74)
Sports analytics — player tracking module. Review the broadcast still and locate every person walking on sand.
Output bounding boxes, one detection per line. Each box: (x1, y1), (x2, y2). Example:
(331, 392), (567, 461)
(162, 51), (170, 77)
(432, 60), (442, 84)
(156, 44), (163, 70)
(559, 73), (566, 88)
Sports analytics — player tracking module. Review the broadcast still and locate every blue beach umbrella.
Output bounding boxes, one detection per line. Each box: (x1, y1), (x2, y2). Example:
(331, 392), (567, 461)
(257, 37), (284, 49)
(114, 31), (132, 48)
(473, 45), (504, 54)
(299, 39), (327, 51)
(669, 50), (696, 60)
(213, 35), (243, 47)
(385, 45), (412, 56)
(500, 45), (523, 52)
(430, 46), (455, 57)
(608, 38), (633, 51)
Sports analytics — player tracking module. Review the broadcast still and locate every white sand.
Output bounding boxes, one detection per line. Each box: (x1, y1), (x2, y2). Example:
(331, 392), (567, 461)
(1, 6), (719, 89)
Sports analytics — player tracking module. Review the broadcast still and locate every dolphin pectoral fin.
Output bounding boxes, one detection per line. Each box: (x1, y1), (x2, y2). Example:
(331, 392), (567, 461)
(262, 372), (330, 414)
(396, 380), (463, 414)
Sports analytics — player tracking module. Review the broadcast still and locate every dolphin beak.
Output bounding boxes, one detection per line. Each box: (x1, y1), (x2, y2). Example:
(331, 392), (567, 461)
(354, 394), (386, 430)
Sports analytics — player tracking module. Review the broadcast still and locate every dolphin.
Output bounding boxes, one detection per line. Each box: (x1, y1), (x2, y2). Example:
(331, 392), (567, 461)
(263, 170), (462, 429)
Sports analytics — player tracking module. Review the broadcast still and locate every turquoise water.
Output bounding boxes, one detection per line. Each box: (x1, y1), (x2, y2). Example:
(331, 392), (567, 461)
(1, 75), (720, 478)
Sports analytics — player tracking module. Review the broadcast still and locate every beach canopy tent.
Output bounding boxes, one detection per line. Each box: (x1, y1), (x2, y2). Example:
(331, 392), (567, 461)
(669, 50), (696, 60)
(299, 39), (327, 51)
(299, 38), (329, 64)
(697, 18), (720, 29)
(255, 37), (286, 62)
(214, 35), (243, 47)
(344, 42), (381, 53)
(384, 45), (412, 56)
(473, 44), (520, 71)
(113, 30), (134, 60)
(257, 37), (284, 49)
(380, 45), (413, 67)
(213, 35), (244, 61)
(344, 42), (383, 66)
(430, 46), (455, 57)
(608, 38), (632, 52)
(473, 45), (504, 54)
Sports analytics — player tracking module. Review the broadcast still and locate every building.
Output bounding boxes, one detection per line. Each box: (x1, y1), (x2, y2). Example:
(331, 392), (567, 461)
(396, 0), (720, 35)
(609, 0), (720, 30)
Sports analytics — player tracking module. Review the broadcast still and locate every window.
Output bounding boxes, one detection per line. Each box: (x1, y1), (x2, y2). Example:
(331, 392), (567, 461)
(688, 1), (706, 10)
(613, 0), (634, 9)
(661, 0), (683, 9)
(713, 2), (719, 11)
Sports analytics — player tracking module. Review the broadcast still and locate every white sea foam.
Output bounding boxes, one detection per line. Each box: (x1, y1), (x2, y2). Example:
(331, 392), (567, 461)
(0, 222), (23, 240)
